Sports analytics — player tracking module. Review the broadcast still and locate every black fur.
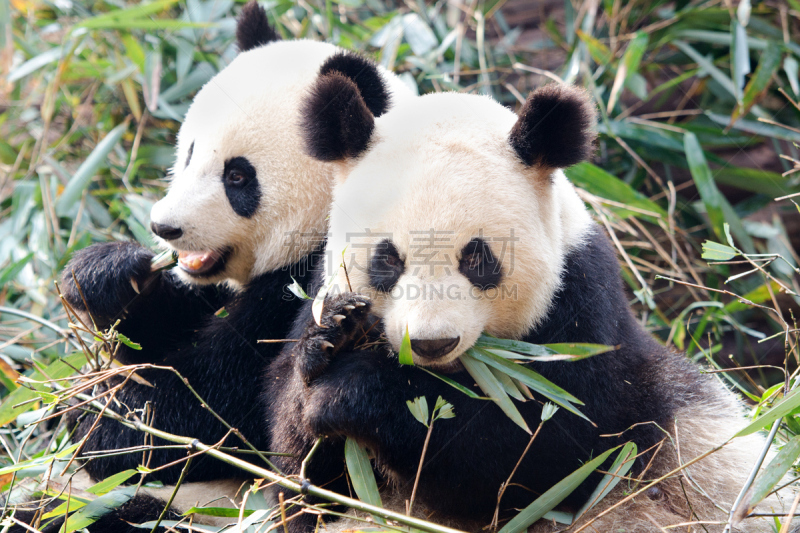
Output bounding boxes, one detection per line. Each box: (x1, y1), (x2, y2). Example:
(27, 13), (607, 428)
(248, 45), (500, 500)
(223, 156), (261, 218)
(368, 239), (404, 292)
(509, 84), (597, 169)
(268, 229), (716, 532)
(8, 493), (179, 533)
(302, 61), (382, 162)
(318, 52), (392, 117)
(58, 240), (321, 484)
(459, 237), (502, 289)
(235, 0), (280, 52)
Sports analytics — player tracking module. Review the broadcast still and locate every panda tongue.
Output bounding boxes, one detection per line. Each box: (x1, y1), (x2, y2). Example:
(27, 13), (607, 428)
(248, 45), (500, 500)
(178, 250), (220, 274)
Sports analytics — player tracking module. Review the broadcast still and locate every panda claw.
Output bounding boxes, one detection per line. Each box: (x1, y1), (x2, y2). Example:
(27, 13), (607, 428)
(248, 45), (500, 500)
(332, 314), (346, 324)
(321, 341), (334, 352)
(354, 302), (366, 307)
(130, 278), (140, 294)
(343, 305), (355, 311)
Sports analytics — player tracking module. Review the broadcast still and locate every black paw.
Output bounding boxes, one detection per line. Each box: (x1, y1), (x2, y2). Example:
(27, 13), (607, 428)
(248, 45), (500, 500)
(293, 294), (371, 383)
(60, 242), (159, 329)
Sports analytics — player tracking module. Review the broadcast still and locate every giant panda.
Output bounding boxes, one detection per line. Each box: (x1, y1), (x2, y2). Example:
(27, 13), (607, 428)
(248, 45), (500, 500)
(7, 3), (413, 531)
(267, 63), (794, 532)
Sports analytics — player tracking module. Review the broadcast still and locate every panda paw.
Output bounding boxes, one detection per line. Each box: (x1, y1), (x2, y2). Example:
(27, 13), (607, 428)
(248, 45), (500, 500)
(60, 242), (159, 329)
(293, 294), (371, 384)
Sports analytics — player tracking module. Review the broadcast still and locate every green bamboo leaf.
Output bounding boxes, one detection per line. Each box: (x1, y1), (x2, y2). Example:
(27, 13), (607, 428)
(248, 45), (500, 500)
(576, 442), (637, 518)
(469, 348), (591, 423)
(474, 336), (556, 357)
(43, 469), (139, 519)
(743, 435), (800, 515)
(0, 442), (80, 476)
(542, 343), (615, 358)
(701, 241), (739, 261)
(673, 40), (737, 97)
(564, 162), (665, 219)
(736, 388), (800, 437)
(0, 352), (87, 426)
(607, 31), (649, 110)
(398, 326), (414, 365)
(344, 438), (385, 525)
(0, 252), (33, 286)
(489, 366), (526, 402)
(460, 352), (531, 434)
(498, 446), (620, 533)
(576, 30), (612, 65)
(418, 367), (485, 400)
(683, 132), (754, 253)
(731, 42), (783, 123)
(406, 396), (429, 426)
(117, 333), (141, 350)
(7, 46), (63, 83)
(55, 122), (128, 217)
(75, 0), (180, 26)
(61, 486), (136, 533)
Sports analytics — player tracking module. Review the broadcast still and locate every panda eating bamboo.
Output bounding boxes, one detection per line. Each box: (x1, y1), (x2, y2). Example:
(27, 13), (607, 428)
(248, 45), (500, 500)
(267, 59), (794, 532)
(7, 4), (413, 532)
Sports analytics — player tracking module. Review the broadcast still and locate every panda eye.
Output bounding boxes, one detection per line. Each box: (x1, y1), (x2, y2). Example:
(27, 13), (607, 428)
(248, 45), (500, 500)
(226, 170), (245, 185)
(459, 238), (502, 290)
(369, 239), (405, 292)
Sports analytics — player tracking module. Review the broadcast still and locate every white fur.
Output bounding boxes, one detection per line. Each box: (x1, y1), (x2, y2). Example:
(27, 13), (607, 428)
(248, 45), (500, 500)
(324, 92), (593, 367)
(149, 39), (413, 289)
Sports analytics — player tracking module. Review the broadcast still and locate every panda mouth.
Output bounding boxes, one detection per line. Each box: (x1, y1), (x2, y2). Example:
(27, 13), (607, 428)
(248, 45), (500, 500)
(177, 247), (232, 278)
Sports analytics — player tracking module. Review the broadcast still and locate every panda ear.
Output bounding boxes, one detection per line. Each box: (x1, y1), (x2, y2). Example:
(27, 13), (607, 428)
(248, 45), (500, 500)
(302, 53), (389, 162)
(236, 0), (280, 53)
(509, 84), (597, 170)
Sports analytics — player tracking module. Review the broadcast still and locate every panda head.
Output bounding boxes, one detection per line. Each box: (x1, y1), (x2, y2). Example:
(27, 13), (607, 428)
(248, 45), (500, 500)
(149, 2), (404, 288)
(303, 73), (597, 369)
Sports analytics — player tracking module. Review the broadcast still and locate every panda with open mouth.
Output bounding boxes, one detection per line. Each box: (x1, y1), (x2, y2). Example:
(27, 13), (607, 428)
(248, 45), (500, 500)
(267, 60), (794, 532)
(7, 4), (413, 532)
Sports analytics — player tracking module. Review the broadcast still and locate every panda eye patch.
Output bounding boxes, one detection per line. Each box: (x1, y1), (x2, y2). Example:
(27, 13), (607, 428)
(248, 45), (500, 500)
(222, 157), (261, 218)
(459, 238), (502, 290)
(369, 240), (405, 292)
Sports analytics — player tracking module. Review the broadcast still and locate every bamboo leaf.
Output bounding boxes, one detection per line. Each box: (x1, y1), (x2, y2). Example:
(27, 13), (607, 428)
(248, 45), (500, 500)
(498, 446), (620, 533)
(398, 326), (414, 365)
(701, 240), (739, 261)
(418, 367), (485, 400)
(0, 353), (87, 426)
(406, 396), (429, 426)
(55, 122), (128, 217)
(743, 435), (800, 515)
(608, 31), (648, 110)
(60, 486), (136, 533)
(43, 469), (138, 519)
(684, 132), (754, 253)
(736, 388), (800, 437)
(460, 352), (531, 434)
(469, 348), (591, 423)
(564, 162), (665, 219)
(344, 438), (385, 525)
(731, 42), (783, 123)
(576, 442), (637, 518)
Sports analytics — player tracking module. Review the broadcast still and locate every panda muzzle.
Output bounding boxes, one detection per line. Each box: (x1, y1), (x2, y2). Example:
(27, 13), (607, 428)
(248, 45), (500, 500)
(178, 250), (224, 276)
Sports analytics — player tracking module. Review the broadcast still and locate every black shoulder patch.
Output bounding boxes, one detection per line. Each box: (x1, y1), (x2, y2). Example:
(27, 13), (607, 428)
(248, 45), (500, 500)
(318, 52), (391, 117)
(509, 84), (597, 169)
(302, 71), (375, 162)
(236, 0), (280, 52)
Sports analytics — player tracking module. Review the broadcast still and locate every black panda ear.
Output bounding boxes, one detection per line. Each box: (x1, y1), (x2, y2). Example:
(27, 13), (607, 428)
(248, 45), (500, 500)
(318, 52), (391, 117)
(302, 53), (389, 162)
(236, 0), (280, 53)
(509, 84), (597, 169)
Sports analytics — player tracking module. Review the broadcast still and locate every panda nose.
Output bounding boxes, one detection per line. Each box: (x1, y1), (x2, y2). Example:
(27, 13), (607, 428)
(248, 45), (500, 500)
(150, 222), (183, 241)
(410, 337), (460, 360)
